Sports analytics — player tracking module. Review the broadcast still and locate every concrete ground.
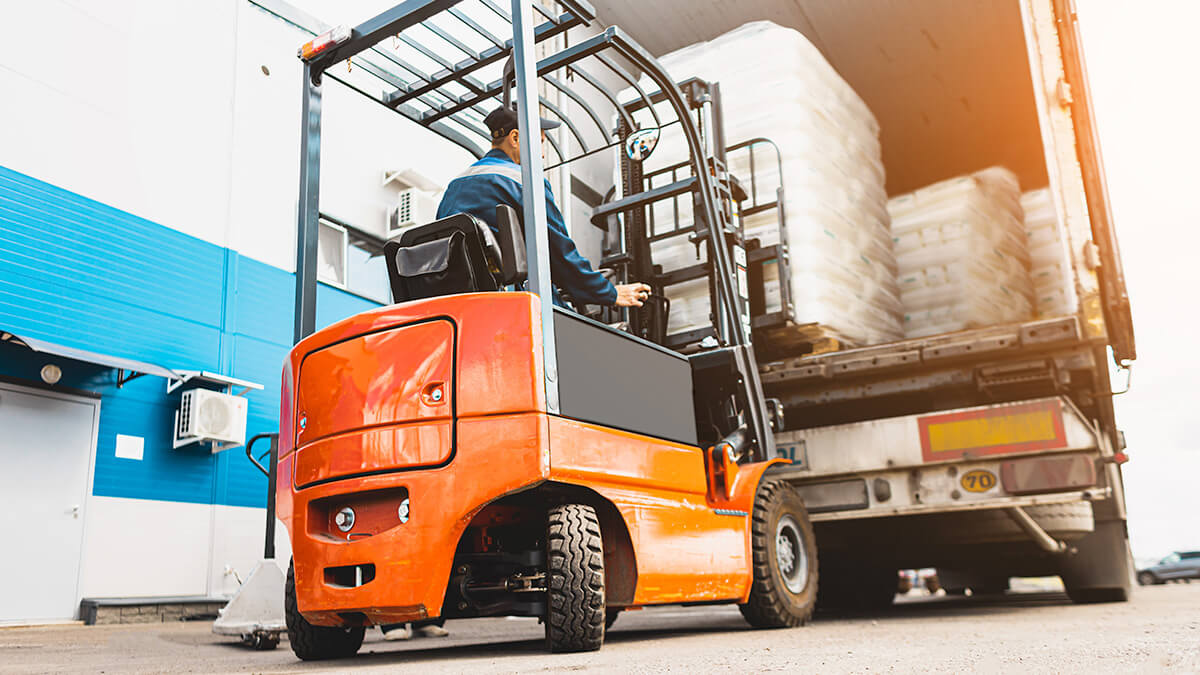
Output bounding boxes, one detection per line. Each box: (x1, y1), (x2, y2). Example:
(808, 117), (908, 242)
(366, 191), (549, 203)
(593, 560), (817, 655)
(2, 584), (1197, 674)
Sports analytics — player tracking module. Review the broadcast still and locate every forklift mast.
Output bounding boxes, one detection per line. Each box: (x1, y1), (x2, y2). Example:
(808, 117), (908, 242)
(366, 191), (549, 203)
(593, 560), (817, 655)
(290, 0), (775, 460)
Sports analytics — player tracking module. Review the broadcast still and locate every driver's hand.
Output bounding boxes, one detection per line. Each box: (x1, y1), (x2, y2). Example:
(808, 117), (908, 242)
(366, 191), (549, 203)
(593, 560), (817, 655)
(614, 283), (652, 307)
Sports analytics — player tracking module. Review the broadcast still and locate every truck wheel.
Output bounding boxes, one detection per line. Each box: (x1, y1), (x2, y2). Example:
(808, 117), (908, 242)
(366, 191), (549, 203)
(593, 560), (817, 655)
(739, 479), (818, 628)
(285, 561), (365, 661)
(545, 504), (605, 653)
(1060, 519), (1133, 603)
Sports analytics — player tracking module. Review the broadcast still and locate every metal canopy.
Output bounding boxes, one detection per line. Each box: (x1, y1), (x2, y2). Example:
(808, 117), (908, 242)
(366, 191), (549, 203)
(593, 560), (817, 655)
(1, 331), (180, 381)
(291, 0), (776, 461)
(165, 371), (265, 397)
(1, 331), (266, 395)
(274, 0), (695, 166)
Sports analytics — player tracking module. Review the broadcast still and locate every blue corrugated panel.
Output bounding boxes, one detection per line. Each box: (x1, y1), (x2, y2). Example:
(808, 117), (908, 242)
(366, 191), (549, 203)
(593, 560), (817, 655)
(234, 259), (295, 347)
(317, 284), (381, 328)
(0, 170), (226, 327)
(0, 165), (385, 508)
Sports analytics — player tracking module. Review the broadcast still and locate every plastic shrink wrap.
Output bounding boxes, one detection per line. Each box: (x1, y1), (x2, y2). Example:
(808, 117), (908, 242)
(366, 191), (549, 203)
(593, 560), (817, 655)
(1020, 187), (1079, 318)
(625, 21), (902, 347)
(887, 167), (1034, 338)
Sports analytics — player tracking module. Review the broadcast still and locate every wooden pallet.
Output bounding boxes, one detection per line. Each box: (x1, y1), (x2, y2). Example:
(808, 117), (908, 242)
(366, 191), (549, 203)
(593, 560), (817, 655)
(755, 320), (855, 361)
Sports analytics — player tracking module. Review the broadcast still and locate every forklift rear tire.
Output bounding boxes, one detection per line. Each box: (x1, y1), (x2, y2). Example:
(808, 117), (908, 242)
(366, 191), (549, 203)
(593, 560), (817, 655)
(545, 504), (606, 653)
(739, 479), (818, 628)
(285, 561), (366, 661)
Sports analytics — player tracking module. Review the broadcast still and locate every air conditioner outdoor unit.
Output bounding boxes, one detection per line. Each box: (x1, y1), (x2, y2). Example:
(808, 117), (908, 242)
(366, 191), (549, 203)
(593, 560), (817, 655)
(175, 389), (248, 452)
(387, 187), (438, 239)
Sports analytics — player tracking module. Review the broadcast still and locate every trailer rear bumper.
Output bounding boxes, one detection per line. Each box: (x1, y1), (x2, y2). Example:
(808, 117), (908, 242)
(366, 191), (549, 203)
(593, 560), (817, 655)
(773, 396), (1116, 522)
(802, 487), (1109, 522)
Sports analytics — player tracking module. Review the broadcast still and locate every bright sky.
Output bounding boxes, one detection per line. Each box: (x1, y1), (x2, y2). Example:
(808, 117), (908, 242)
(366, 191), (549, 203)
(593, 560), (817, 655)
(1077, 0), (1200, 561)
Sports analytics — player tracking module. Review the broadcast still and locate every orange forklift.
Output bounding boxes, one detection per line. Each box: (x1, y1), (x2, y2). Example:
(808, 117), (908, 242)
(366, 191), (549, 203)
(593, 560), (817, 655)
(279, 0), (816, 659)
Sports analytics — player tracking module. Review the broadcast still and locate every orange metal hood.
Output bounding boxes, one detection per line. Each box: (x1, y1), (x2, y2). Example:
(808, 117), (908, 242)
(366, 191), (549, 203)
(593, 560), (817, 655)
(279, 292), (545, 487)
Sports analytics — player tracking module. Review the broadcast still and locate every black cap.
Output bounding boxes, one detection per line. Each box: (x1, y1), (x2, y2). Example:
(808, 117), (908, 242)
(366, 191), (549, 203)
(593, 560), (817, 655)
(483, 106), (561, 141)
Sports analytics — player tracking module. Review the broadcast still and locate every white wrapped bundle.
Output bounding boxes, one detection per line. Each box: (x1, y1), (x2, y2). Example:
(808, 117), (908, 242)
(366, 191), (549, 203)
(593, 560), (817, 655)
(628, 21), (902, 346)
(888, 167), (1034, 338)
(1021, 188), (1079, 318)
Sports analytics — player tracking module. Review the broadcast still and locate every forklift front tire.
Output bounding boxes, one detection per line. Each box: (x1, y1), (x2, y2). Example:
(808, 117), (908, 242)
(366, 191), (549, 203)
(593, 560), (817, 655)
(545, 504), (606, 653)
(739, 479), (818, 628)
(285, 561), (366, 661)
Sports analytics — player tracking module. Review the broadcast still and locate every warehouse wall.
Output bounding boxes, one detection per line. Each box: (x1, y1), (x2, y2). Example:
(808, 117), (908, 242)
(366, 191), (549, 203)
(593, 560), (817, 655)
(0, 0), (475, 271)
(0, 0), (467, 605)
(0, 164), (370, 599)
(0, 0), (608, 609)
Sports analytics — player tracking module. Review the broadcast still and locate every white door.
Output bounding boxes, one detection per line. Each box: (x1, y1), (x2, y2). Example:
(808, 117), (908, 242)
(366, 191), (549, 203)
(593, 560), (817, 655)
(0, 383), (99, 622)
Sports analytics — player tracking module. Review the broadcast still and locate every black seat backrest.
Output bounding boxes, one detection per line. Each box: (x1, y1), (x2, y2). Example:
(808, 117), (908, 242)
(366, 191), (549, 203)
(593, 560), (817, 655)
(495, 204), (526, 287)
(385, 207), (527, 304)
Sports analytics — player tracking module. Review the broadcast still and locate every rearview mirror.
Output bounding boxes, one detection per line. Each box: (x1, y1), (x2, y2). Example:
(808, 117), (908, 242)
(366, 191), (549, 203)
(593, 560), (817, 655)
(625, 127), (660, 162)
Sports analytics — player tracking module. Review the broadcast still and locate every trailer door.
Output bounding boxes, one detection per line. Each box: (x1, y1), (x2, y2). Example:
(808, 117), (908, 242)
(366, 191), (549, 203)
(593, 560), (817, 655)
(1020, 0), (1135, 363)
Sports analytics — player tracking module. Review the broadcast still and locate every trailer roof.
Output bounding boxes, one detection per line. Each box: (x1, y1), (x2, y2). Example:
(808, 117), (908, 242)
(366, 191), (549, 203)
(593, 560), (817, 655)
(594, 0), (1047, 196)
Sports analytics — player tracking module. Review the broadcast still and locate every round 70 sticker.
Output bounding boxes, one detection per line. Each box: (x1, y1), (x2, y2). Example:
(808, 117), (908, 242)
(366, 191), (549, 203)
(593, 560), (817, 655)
(960, 469), (997, 493)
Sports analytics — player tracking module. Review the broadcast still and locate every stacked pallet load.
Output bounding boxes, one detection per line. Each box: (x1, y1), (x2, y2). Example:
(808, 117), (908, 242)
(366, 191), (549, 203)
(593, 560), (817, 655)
(632, 21), (903, 348)
(887, 167), (1034, 338)
(1021, 188), (1079, 318)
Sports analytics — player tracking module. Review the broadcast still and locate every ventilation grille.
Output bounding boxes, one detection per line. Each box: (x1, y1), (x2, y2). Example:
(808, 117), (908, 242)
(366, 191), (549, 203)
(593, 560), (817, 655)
(397, 190), (414, 225)
(387, 188), (436, 238)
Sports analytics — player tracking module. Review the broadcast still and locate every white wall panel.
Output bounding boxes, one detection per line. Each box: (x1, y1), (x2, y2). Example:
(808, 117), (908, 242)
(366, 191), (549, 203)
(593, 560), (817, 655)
(208, 505), (291, 597)
(79, 496), (212, 598)
(227, 3), (308, 272)
(77, 496), (292, 600)
(0, 0), (238, 247)
(318, 82), (473, 237)
(227, 2), (473, 271)
(0, 0), (475, 273)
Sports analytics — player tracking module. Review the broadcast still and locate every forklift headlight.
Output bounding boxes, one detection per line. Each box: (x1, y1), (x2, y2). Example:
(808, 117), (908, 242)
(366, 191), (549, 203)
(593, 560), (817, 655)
(334, 507), (355, 532)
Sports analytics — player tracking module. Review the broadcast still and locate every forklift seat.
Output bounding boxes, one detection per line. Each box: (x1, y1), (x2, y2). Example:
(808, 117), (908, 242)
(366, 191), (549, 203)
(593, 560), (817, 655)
(385, 206), (526, 304)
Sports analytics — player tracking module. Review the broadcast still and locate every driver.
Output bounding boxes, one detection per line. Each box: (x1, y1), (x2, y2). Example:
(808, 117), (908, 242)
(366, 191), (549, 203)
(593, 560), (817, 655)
(437, 106), (650, 310)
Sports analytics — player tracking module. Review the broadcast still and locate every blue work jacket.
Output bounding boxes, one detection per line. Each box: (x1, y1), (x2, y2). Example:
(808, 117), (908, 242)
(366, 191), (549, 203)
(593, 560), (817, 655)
(436, 149), (618, 307)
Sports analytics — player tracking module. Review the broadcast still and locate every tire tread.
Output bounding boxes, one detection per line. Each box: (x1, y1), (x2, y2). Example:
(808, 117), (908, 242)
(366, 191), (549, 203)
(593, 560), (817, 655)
(545, 504), (605, 653)
(739, 479), (818, 628)
(285, 562), (366, 661)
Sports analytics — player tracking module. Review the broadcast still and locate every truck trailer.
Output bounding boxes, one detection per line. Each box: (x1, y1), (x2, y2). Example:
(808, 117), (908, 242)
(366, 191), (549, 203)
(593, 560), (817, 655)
(586, 0), (1134, 606)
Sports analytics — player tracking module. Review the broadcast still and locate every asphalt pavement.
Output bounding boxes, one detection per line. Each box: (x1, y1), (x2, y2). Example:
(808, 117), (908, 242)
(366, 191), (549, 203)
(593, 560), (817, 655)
(1, 583), (1197, 673)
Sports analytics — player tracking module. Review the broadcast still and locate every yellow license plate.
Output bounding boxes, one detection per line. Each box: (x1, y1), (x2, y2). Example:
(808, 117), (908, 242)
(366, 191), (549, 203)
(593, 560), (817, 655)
(919, 400), (1066, 462)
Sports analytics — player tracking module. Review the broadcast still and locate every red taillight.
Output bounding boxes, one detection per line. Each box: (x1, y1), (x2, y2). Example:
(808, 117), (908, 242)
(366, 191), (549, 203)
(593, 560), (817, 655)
(298, 24), (352, 60)
(1112, 451), (1129, 465)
